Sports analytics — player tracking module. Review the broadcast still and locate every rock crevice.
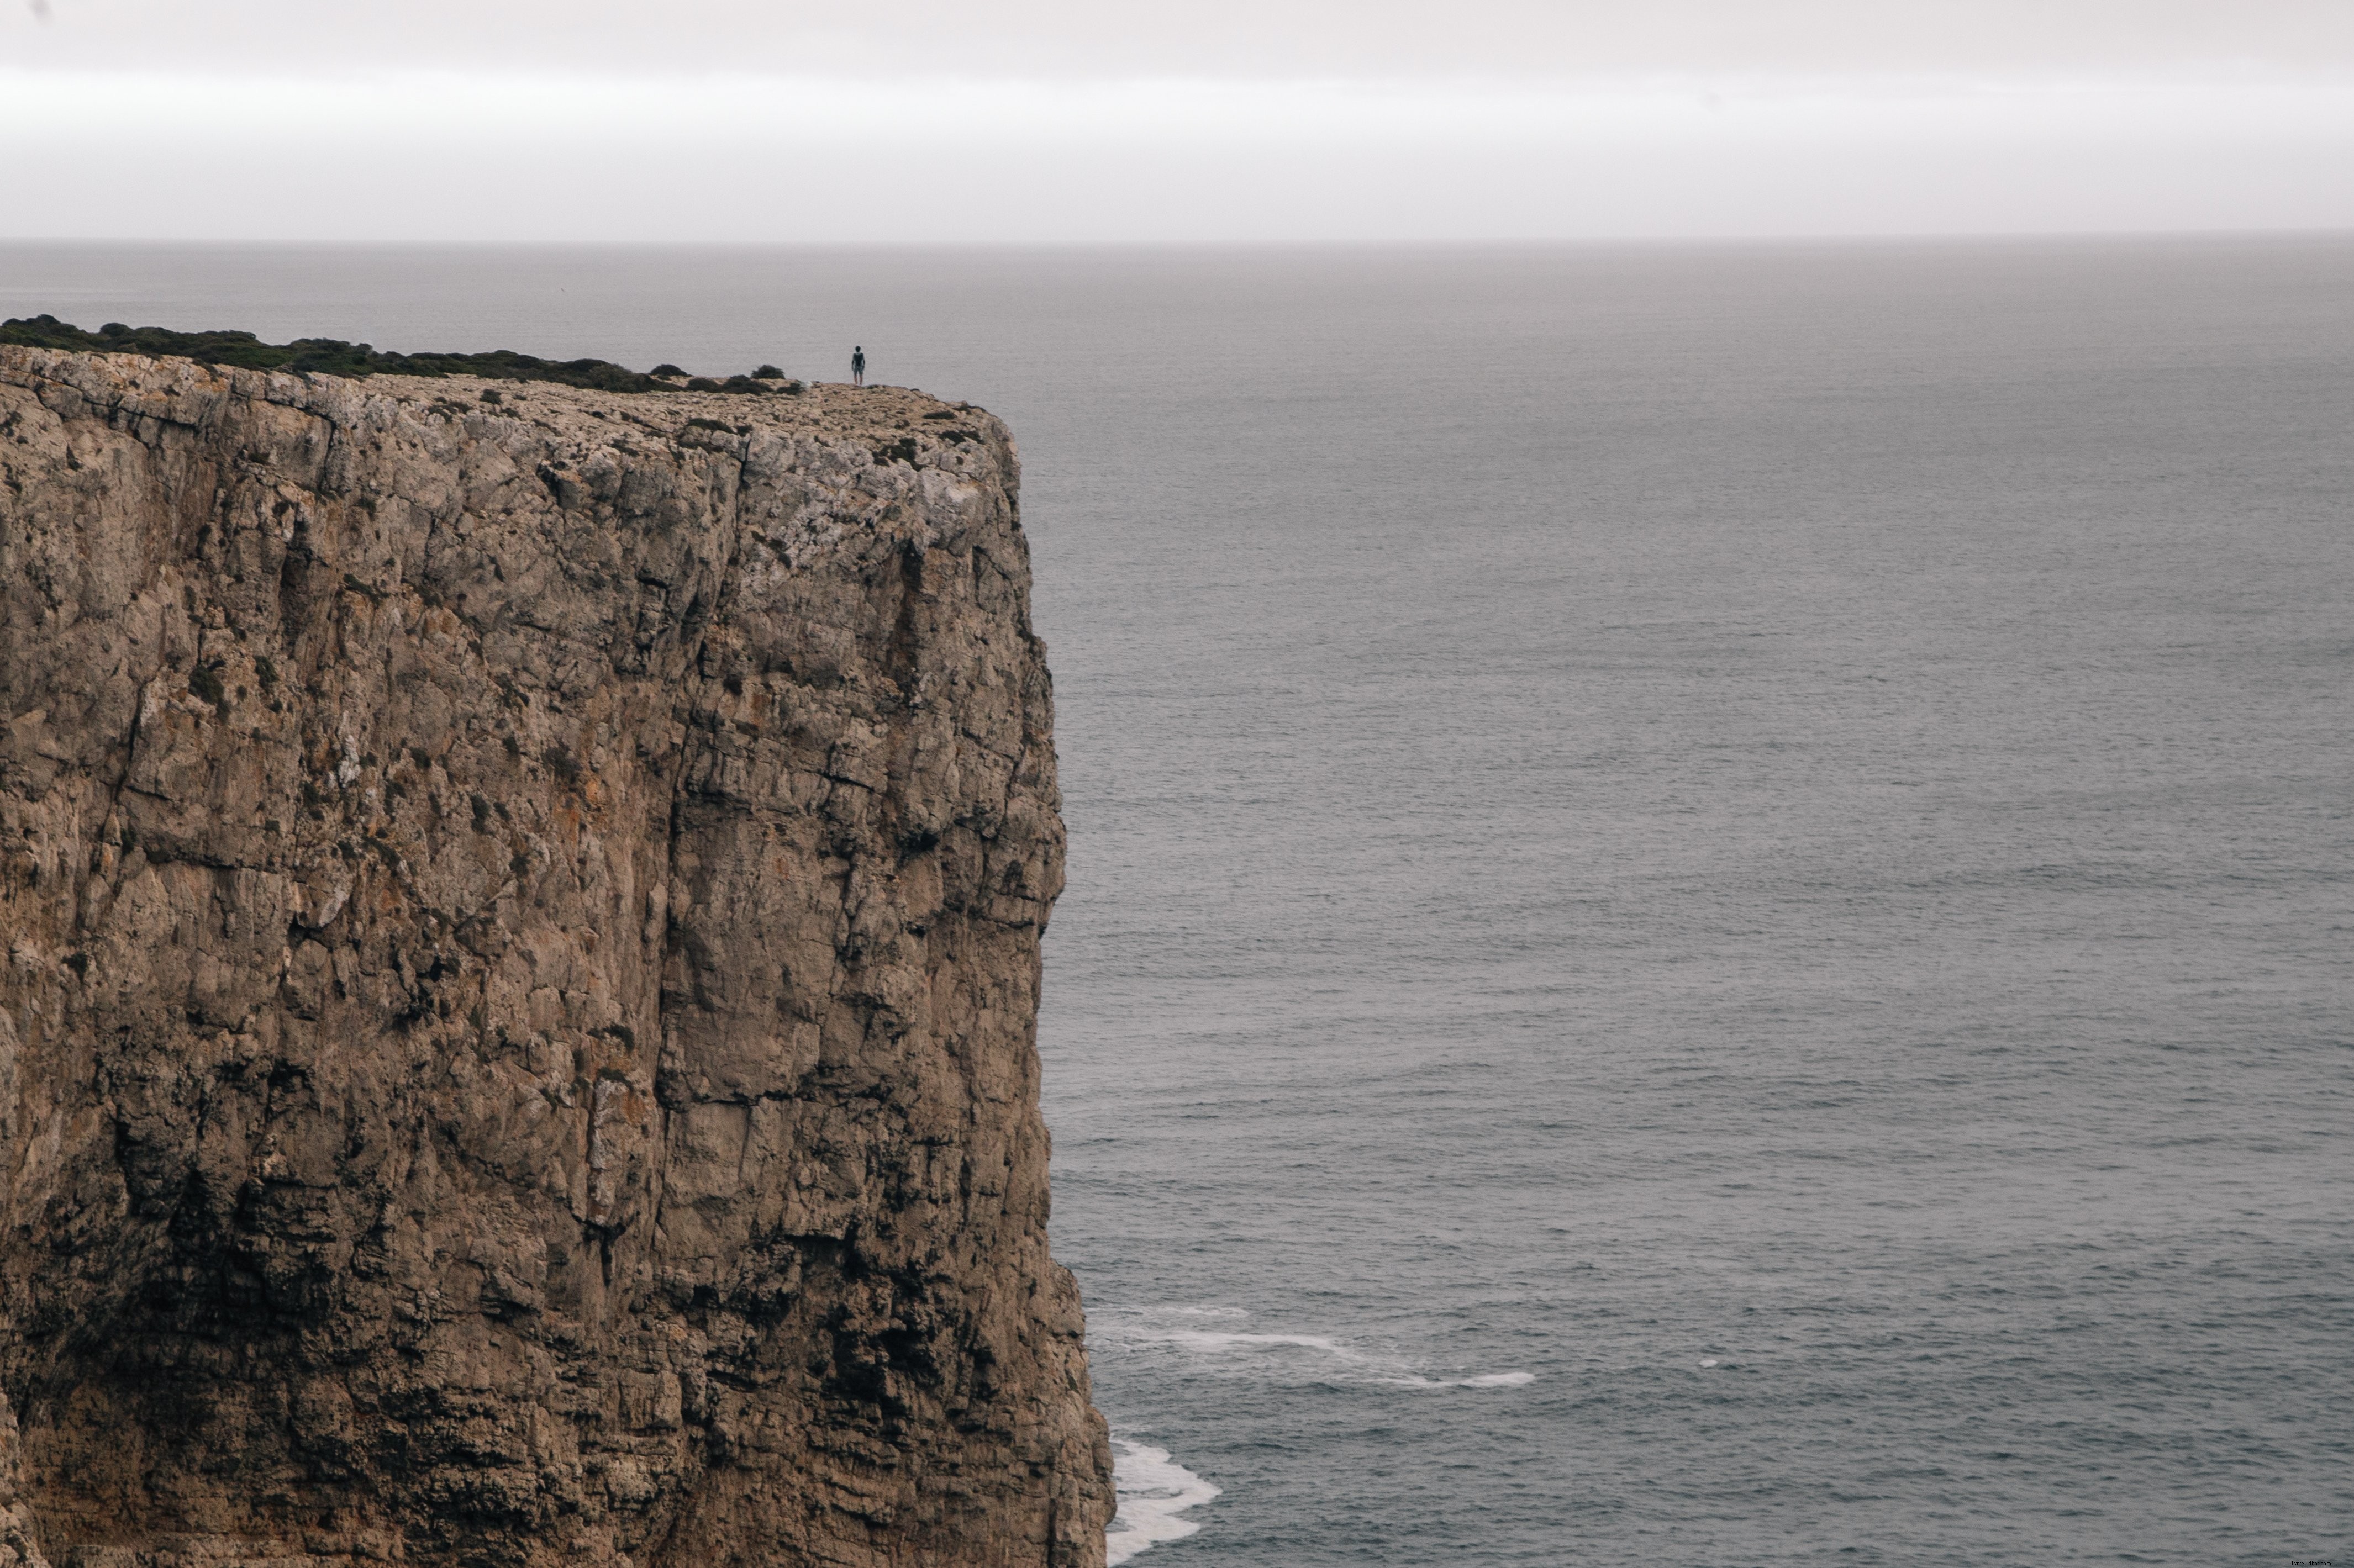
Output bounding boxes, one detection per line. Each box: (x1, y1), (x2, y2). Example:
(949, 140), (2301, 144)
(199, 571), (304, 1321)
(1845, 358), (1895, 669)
(0, 346), (1112, 1567)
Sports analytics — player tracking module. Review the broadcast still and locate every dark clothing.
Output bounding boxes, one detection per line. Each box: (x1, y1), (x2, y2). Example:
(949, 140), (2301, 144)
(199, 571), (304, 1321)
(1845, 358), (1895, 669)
(851, 350), (866, 387)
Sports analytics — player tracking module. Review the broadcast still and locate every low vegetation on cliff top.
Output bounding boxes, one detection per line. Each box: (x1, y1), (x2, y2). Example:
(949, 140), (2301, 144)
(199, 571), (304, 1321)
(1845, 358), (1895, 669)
(0, 315), (802, 395)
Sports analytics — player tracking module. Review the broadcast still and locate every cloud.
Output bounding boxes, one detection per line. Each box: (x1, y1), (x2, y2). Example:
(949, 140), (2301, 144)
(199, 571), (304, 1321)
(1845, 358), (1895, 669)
(1, 68), (2348, 242)
(2, 0), (2352, 81)
(1, 1), (2347, 241)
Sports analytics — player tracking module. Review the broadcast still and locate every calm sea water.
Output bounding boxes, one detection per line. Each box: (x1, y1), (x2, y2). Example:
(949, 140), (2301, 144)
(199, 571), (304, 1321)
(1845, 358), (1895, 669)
(5, 239), (2350, 1567)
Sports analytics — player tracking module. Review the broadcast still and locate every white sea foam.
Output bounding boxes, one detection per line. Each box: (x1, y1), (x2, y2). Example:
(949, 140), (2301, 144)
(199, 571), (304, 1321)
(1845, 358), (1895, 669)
(1159, 1329), (1363, 1359)
(1376, 1369), (1539, 1390)
(1105, 1439), (1220, 1566)
(1109, 1311), (1534, 1390)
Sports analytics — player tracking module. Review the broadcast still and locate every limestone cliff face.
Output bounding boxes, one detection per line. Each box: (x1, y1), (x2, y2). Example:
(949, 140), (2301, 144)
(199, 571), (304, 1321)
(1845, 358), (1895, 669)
(0, 346), (1113, 1567)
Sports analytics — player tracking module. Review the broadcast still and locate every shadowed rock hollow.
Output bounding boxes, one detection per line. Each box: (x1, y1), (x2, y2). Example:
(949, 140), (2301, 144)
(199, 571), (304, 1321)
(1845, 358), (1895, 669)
(0, 345), (1113, 1567)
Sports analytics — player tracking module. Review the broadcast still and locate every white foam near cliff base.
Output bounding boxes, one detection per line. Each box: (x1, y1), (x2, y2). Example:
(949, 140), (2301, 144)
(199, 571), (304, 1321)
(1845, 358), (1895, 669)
(1105, 1439), (1220, 1566)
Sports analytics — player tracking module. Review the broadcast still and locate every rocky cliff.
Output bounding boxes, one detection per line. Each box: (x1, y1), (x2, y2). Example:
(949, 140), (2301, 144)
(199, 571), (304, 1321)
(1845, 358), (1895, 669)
(0, 345), (1113, 1567)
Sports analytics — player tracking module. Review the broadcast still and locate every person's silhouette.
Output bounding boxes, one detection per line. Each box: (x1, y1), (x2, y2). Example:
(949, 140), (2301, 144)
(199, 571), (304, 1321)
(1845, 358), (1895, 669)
(852, 346), (866, 388)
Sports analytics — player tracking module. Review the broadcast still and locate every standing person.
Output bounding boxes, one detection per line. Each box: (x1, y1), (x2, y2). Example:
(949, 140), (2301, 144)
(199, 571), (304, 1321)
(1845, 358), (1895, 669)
(851, 346), (866, 388)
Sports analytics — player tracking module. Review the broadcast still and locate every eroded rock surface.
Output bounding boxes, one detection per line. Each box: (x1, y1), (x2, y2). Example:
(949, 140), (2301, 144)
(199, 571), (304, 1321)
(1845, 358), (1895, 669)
(0, 346), (1112, 1567)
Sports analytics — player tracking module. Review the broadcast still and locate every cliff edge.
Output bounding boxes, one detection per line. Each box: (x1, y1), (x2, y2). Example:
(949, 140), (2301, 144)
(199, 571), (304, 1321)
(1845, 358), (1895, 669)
(0, 345), (1113, 1566)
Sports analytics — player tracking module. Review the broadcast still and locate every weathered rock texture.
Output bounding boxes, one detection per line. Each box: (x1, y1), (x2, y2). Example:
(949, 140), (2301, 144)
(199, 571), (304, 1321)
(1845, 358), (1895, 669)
(0, 346), (1112, 1567)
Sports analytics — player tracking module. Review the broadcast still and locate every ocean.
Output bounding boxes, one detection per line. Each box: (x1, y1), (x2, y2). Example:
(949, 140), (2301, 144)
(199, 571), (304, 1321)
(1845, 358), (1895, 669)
(4, 237), (2350, 1566)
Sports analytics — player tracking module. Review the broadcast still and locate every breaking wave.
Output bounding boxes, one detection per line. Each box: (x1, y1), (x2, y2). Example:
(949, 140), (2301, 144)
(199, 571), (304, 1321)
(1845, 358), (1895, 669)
(1105, 1439), (1220, 1566)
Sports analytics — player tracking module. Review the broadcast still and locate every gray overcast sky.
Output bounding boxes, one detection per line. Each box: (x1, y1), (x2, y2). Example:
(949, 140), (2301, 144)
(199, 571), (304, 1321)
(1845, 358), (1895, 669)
(7, 0), (2354, 78)
(2, 1), (2350, 240)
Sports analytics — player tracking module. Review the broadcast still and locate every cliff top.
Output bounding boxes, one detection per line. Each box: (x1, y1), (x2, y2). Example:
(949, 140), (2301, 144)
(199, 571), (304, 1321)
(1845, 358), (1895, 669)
(0, 339), (1002, 464)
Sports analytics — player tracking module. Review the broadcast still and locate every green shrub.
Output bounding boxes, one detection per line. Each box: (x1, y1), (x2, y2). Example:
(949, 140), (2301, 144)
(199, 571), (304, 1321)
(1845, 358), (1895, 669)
(0, 316), (780, 397)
